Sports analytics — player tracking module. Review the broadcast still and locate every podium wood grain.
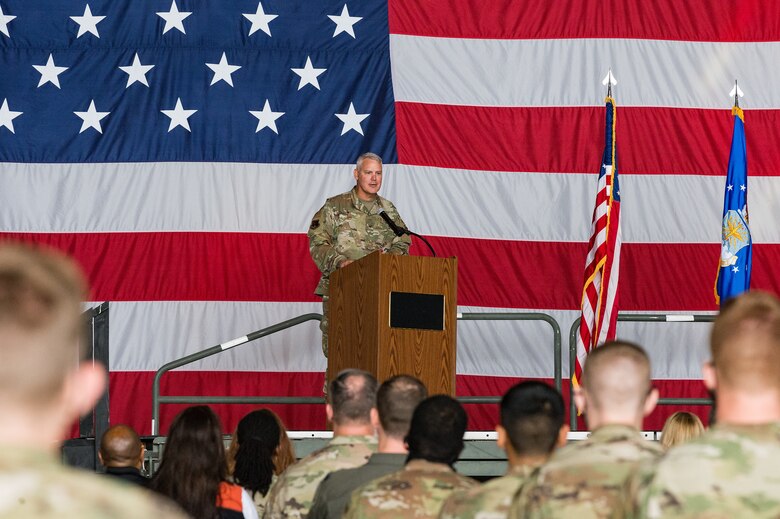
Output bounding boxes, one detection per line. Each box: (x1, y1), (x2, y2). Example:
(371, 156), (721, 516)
(329, 252), (457, 396)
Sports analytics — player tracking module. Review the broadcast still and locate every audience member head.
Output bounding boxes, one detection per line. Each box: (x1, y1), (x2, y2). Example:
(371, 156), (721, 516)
(406, 395), (467, 467)
(576, 340), (658, 430)
(660, 411), (704, 449)
(708, 291), (780, 395)
(375, 375), (428, 440)
(327, 369), (378, 429)
(151, 406), (226, 519)
(0, 244), (105, 446)
(498, 381), (568, 463)
(99, 424), (144, 469)
(228, 409), (295, 498)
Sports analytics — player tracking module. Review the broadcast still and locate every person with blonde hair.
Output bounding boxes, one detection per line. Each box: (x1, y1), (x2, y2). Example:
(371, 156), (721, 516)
(660, 411), (704, 449)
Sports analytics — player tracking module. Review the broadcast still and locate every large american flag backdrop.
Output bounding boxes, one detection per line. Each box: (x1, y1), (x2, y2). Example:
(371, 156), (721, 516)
(2, 0), (780, 434)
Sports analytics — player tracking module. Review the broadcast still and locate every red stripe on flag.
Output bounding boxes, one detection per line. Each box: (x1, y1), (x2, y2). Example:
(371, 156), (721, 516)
(5, 232), (779, 311)
(396, 103), (780, 176)
(389, 0), (775, 42)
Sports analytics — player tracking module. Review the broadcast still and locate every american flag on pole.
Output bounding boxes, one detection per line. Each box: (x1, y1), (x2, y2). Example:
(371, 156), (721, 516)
(574, 96), (622, 385)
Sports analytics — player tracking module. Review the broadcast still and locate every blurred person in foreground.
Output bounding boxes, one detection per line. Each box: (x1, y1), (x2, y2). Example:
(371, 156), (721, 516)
(310, 375), (427, 519)
(227, 409), (296, 517)
(151, 405), (258, 519)
(0, 244), (187, 518)
(99, 424), (149, 487)
(263, 369), (378, 518)
(510, 341), (662, 519)
(659, 411), (704, 450)
(344, 395), (476, 519)
(627, 291), (780, 518)
(439, 381), (569, 519)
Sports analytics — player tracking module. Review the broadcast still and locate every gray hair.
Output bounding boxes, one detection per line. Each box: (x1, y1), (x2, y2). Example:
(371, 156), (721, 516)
(356, 152), (383, 171)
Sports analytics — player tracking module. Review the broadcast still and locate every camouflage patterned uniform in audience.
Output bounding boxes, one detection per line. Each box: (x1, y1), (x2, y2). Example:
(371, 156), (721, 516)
(308, 187), (410, 357)
(263, 435), (376, 519)
(344, 459), (476, 519)
(438, 463), (542, 519)
(510, 424), (662, 519)
(0, 447), (188, 519)
(627, 422), (780, 519)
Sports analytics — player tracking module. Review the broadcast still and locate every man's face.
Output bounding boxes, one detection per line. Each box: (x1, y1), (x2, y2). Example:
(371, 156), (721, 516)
(354, 159), (382, 200)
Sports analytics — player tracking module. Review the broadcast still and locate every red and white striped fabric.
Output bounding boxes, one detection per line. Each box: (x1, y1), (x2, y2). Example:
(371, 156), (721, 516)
(574, 98), (621, 385)
(4, 0), (780, 434)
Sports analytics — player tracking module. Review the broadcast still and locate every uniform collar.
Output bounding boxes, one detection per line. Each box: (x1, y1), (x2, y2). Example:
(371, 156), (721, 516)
(350, 187), (382, 214)
(329, 434), (377, 446)
(404, 459), (454, 473)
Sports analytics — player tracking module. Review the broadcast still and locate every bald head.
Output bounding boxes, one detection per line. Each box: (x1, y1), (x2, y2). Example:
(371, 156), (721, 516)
(711, 291), (780, 394)
(99, 424), (144, 468)
(581, 341), (653, 424)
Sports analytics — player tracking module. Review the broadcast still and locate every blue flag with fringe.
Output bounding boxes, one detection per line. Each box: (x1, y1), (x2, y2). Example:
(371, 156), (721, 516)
(715, 106), (751, 306)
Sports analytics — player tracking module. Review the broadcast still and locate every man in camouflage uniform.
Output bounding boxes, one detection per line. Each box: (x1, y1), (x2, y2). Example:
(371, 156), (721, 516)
(307, 152), (411, 359)
(0, 245), (188, 519)
(439, 381), (569, 519)
(626, 291), (780, 518)
(264, 369), (378, 518)
(509, 341), (663, 519)
(344, 395), (476, 519)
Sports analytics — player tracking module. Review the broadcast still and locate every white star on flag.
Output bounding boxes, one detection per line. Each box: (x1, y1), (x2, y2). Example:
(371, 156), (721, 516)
(727, 184), (733, 191)
(70, 4), (105, 38)
(119, 53), (155, 88)
(0, 99), (22, 134)
(740, 184), (746, 191)
(156, 0), (192, 35)
(335, 102), (369, 136)
(328, 4), (362, 38)
(243, 2), (277, 37)
(206, 52), (241, 87)
(0, 6), (16, 38)
(249, 100), (284, 134)
(161, 98), (197, 132)
(291, 56), (326, 91)
(732, 266), (739, 273)
(74, 100), (110, 134)
(33, 54), (69, 89)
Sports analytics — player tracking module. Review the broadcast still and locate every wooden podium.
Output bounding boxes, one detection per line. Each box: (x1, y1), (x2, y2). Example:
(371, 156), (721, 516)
(327, 252), (457, 396)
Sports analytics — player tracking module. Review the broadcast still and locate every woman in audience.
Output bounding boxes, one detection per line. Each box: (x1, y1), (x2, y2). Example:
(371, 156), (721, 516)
(151, 406), (258, 519)
(227, 409), (296, 516)
(660, 411), (705, 449)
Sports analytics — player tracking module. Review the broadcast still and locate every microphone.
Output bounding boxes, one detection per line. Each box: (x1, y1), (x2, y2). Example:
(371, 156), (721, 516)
(377, 209), (437, 257)
(378, 209), (407, 237)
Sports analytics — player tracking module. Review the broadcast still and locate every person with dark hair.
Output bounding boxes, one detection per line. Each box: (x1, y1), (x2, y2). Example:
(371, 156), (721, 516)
(344, 395), (476, 519)
(228, 409), (296, 517)
(151, 405), (258, 519)
(440, 381), (569, 519)
(629, 291), (780, 517)
(510, 341), (662, 519)
(264, 369), (378, 518)
(310, 375), (428, 519)
(99, 424), (149, 487)
(0, 244), (187, 518)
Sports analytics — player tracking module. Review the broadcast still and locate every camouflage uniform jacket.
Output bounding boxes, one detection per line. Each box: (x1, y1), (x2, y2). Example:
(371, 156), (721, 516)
(626, 422), (780, 519)
(308, 188), (411, 296)
(509, 424), (662, 519)
(263, 435), (377, 519)
(343, 459), (477, 519)
(0, 445), (189, 519)
(438, 462), (542, 519)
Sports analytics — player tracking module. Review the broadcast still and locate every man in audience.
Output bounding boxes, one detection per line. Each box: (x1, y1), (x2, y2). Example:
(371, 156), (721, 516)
(99, 424), (149, 486)
(439, 381), (569, 519)
(264, 369), (378, 518)
(628, 291), (780, 517)
(344, 395), (475, 519)
(0, 244), (187, 518)
(309, 375), (427, 519)
(510, 341), (662, 518)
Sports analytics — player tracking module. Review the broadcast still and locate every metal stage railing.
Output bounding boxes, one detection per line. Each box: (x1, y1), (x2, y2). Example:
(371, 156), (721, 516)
(151, 311), (562, 434)
(567, 313), (716, 431)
